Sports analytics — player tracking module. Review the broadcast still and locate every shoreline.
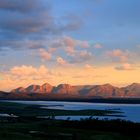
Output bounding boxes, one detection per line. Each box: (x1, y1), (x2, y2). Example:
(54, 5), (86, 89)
(0, 98), (140, 104)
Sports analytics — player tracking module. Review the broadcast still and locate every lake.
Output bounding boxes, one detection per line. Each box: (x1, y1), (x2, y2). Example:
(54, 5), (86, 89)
(7, 100), (140, 122)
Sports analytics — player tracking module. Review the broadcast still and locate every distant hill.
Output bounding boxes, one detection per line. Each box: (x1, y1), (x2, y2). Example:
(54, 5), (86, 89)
(11, 83), (53, 94)
(6, 83), (139, 99)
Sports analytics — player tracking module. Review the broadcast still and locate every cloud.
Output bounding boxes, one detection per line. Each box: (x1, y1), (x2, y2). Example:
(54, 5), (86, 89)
(0, 65), (57, 91)
(0, 0), (45, 13)
(0, 64), (81, 91)
(0, 39), (47, 51)
(0, 1), (83, 52)
(39, 36), (92, 63)
(65, 47), (75, 55)
(78, 41), (89, 48)
(10, 65), (49, 77)
(69, 50), (92, 63)
(0, 1), (82, 36)
(46, 36), (91, 61)
(0, 62), (139, 91)
(0, 0), (82, 33)
(44, 36), (91, 57)
(56, 57), (68, 66)
(63, 36), (76, 48)
(63, 36), (90, 49)
(85, 64), (93, 69)
(0, 0), (53, 35)
(0, 35), (93, 66)
(94, 43), (102, 49)
(106, 49), (129, 63)
(115, 63), (133, 70)
(4, 15), (52, 35)
(80, 50), (92, 58)
(1, 35), (90, 53)
(38, 48), (51, 61)
(48, 47), (57, 53)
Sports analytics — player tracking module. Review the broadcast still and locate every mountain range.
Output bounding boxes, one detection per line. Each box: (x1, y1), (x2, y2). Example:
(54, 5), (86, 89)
(0, 83), (140, 100)
(8, 82), (140, 98)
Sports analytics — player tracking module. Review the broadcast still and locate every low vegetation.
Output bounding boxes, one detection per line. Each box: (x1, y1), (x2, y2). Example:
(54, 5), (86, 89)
(0, 101), (139, 140)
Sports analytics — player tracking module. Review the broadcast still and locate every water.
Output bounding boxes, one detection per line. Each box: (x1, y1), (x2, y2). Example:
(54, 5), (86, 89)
(6, 100), (140, 122)
(0, 113), (18, 118)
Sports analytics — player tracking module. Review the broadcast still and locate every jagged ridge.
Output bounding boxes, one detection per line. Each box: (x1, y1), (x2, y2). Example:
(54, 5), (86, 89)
(10, 83), (140, 98)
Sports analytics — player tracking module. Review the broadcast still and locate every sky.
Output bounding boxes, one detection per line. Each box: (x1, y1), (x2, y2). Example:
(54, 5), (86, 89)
(0, 0), (140, 91)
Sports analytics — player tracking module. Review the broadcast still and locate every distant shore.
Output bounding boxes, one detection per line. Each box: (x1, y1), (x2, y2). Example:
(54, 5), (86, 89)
(0, 98), (140, 104)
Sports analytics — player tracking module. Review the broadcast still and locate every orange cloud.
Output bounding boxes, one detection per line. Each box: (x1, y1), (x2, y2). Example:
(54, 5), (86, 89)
(0, 63), (140, 91)
(56, 57), (68, 66)
(115, 63), (133, 70)
(0, 65), (51, 91)
(38, 48), (51, 60)
(69, 50), (92, 63)
(85, 64), (93, 69)
(63, 36), (76, 48)
(48, 47), (57, 53)
(77, 41), (89, 48)
(106, 49), (129, 63)
(94, 43), (102, 49)
(65, 46), (75, 55)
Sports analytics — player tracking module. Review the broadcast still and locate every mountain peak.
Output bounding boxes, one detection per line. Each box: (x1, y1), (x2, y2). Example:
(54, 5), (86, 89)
(131, 83), (140, 86)
(102, 83), (113, 87)
(57, 84), (71, 88)
(122, 83), (140, 97)
(125, 83), (140, 89)
(11, 87), (26, 93)
(26, 84), (41, 93)
(42, 83), (52, 86)
(10, 82), (140, 98)
(41, 83), (53, 93)
(52, 84), (79, 95)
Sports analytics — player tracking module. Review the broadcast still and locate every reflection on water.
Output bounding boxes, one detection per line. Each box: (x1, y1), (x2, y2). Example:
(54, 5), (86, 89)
(7, 100), (140, 122)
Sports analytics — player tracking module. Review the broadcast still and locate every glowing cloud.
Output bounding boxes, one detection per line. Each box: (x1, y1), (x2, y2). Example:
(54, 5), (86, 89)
(94, 43), (102, 49)
(115, 63), (133, 71)
(38, 49), (51, 61)
(106, 49), (129, 63)
(56, 57), (68, 66)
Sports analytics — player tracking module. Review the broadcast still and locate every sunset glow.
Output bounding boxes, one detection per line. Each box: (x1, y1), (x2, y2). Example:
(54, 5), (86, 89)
(0, 0), (140, 91)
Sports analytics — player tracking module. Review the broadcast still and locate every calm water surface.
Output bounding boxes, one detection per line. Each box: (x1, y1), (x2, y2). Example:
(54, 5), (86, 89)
(7, 100), (140, 122)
